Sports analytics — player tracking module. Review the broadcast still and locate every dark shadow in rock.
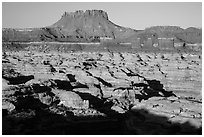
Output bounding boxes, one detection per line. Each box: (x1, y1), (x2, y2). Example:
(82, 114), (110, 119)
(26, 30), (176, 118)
(85, 58), (95, 62)
(72, 82), (89, 89)
(146, 79), (164, 91)
(2, 109), (8, 117)
(114, 80), (176, 102)
(121, 68), (147, 80)
(73, 91), (106, 108)
(49, 65), (57, 73)
(3, 90), (124, 135)
(3, 93), (201, 135)
(121, 69), (143, 77)
(124, 108), (202, 135)
(113, 87), (133, 91)
(2, 59), (10, 63)
(66, 74), (76, 82)
(54, 79), (88, 89)
(59, 70), (65, 73)
(133, 83), (148, 88)
(2, 73), (199, 135)
(14, 96), (48, 111)
(93, 76), (113, 87)
(82, 62), (93, 70)
(82, 59), (98, 70)
(3, 75), (34, 85)
(53, 79), (73, 90)
(84, 70), (112, 88)
(32, 84), (52, 93)
(133, 82), (163, 101)
(73, 91), (120, 117)
(2, 107), (124, 135)
(93, 84), (104, 97)
(11, 86), (32, 96)
(145, 79), (176, 97)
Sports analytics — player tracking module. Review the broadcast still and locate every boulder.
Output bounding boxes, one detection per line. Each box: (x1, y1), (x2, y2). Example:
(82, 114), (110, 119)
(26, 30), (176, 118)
(111, 105), (126, 113)
(38, 92), (53, 105)
(2, 101), (15, 112)
(2, 79), (9, 90)
(51, 89), (88, 109)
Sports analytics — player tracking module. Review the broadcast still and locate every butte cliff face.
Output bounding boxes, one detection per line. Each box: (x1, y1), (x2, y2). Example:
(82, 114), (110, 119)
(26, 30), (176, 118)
(48, 10), (138, 42)
(51, 10), (113, 38)
(2, 10), (202, 44)
(2, 10), (138, 43)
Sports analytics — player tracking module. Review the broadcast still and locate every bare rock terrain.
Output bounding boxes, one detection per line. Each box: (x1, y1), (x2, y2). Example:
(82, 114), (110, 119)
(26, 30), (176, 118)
(2, 50), (202, 135)
(2, 9), (202, 135)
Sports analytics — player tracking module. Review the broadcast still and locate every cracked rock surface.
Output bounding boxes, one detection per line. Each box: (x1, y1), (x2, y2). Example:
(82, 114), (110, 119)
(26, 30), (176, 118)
(2, 50), (202, 135)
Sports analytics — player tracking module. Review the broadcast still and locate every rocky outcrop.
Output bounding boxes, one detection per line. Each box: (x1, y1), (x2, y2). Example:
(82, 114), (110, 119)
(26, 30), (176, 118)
(49, 10), (137, 42)
(2, 50), (201, 134)
(51, 89), (89, 109)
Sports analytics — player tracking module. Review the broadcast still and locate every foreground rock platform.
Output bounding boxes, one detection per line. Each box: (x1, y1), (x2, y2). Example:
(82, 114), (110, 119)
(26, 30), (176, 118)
(2, 50), (202, 135)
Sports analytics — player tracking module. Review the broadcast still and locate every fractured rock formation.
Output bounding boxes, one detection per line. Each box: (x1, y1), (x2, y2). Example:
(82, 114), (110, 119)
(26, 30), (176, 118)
(2, 50), (202, 134)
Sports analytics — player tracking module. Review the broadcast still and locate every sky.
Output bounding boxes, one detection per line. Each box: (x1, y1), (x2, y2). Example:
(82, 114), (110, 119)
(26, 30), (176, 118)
(2, 2), (202, 30)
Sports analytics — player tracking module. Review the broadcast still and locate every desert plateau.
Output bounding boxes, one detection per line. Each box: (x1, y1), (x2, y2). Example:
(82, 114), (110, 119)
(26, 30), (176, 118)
(2, 9), (202, 135)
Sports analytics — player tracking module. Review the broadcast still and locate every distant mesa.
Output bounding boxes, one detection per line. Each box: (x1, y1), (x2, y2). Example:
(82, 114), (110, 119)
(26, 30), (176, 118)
(2, 10), (202, 48)
(59, 10), (109, 21)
